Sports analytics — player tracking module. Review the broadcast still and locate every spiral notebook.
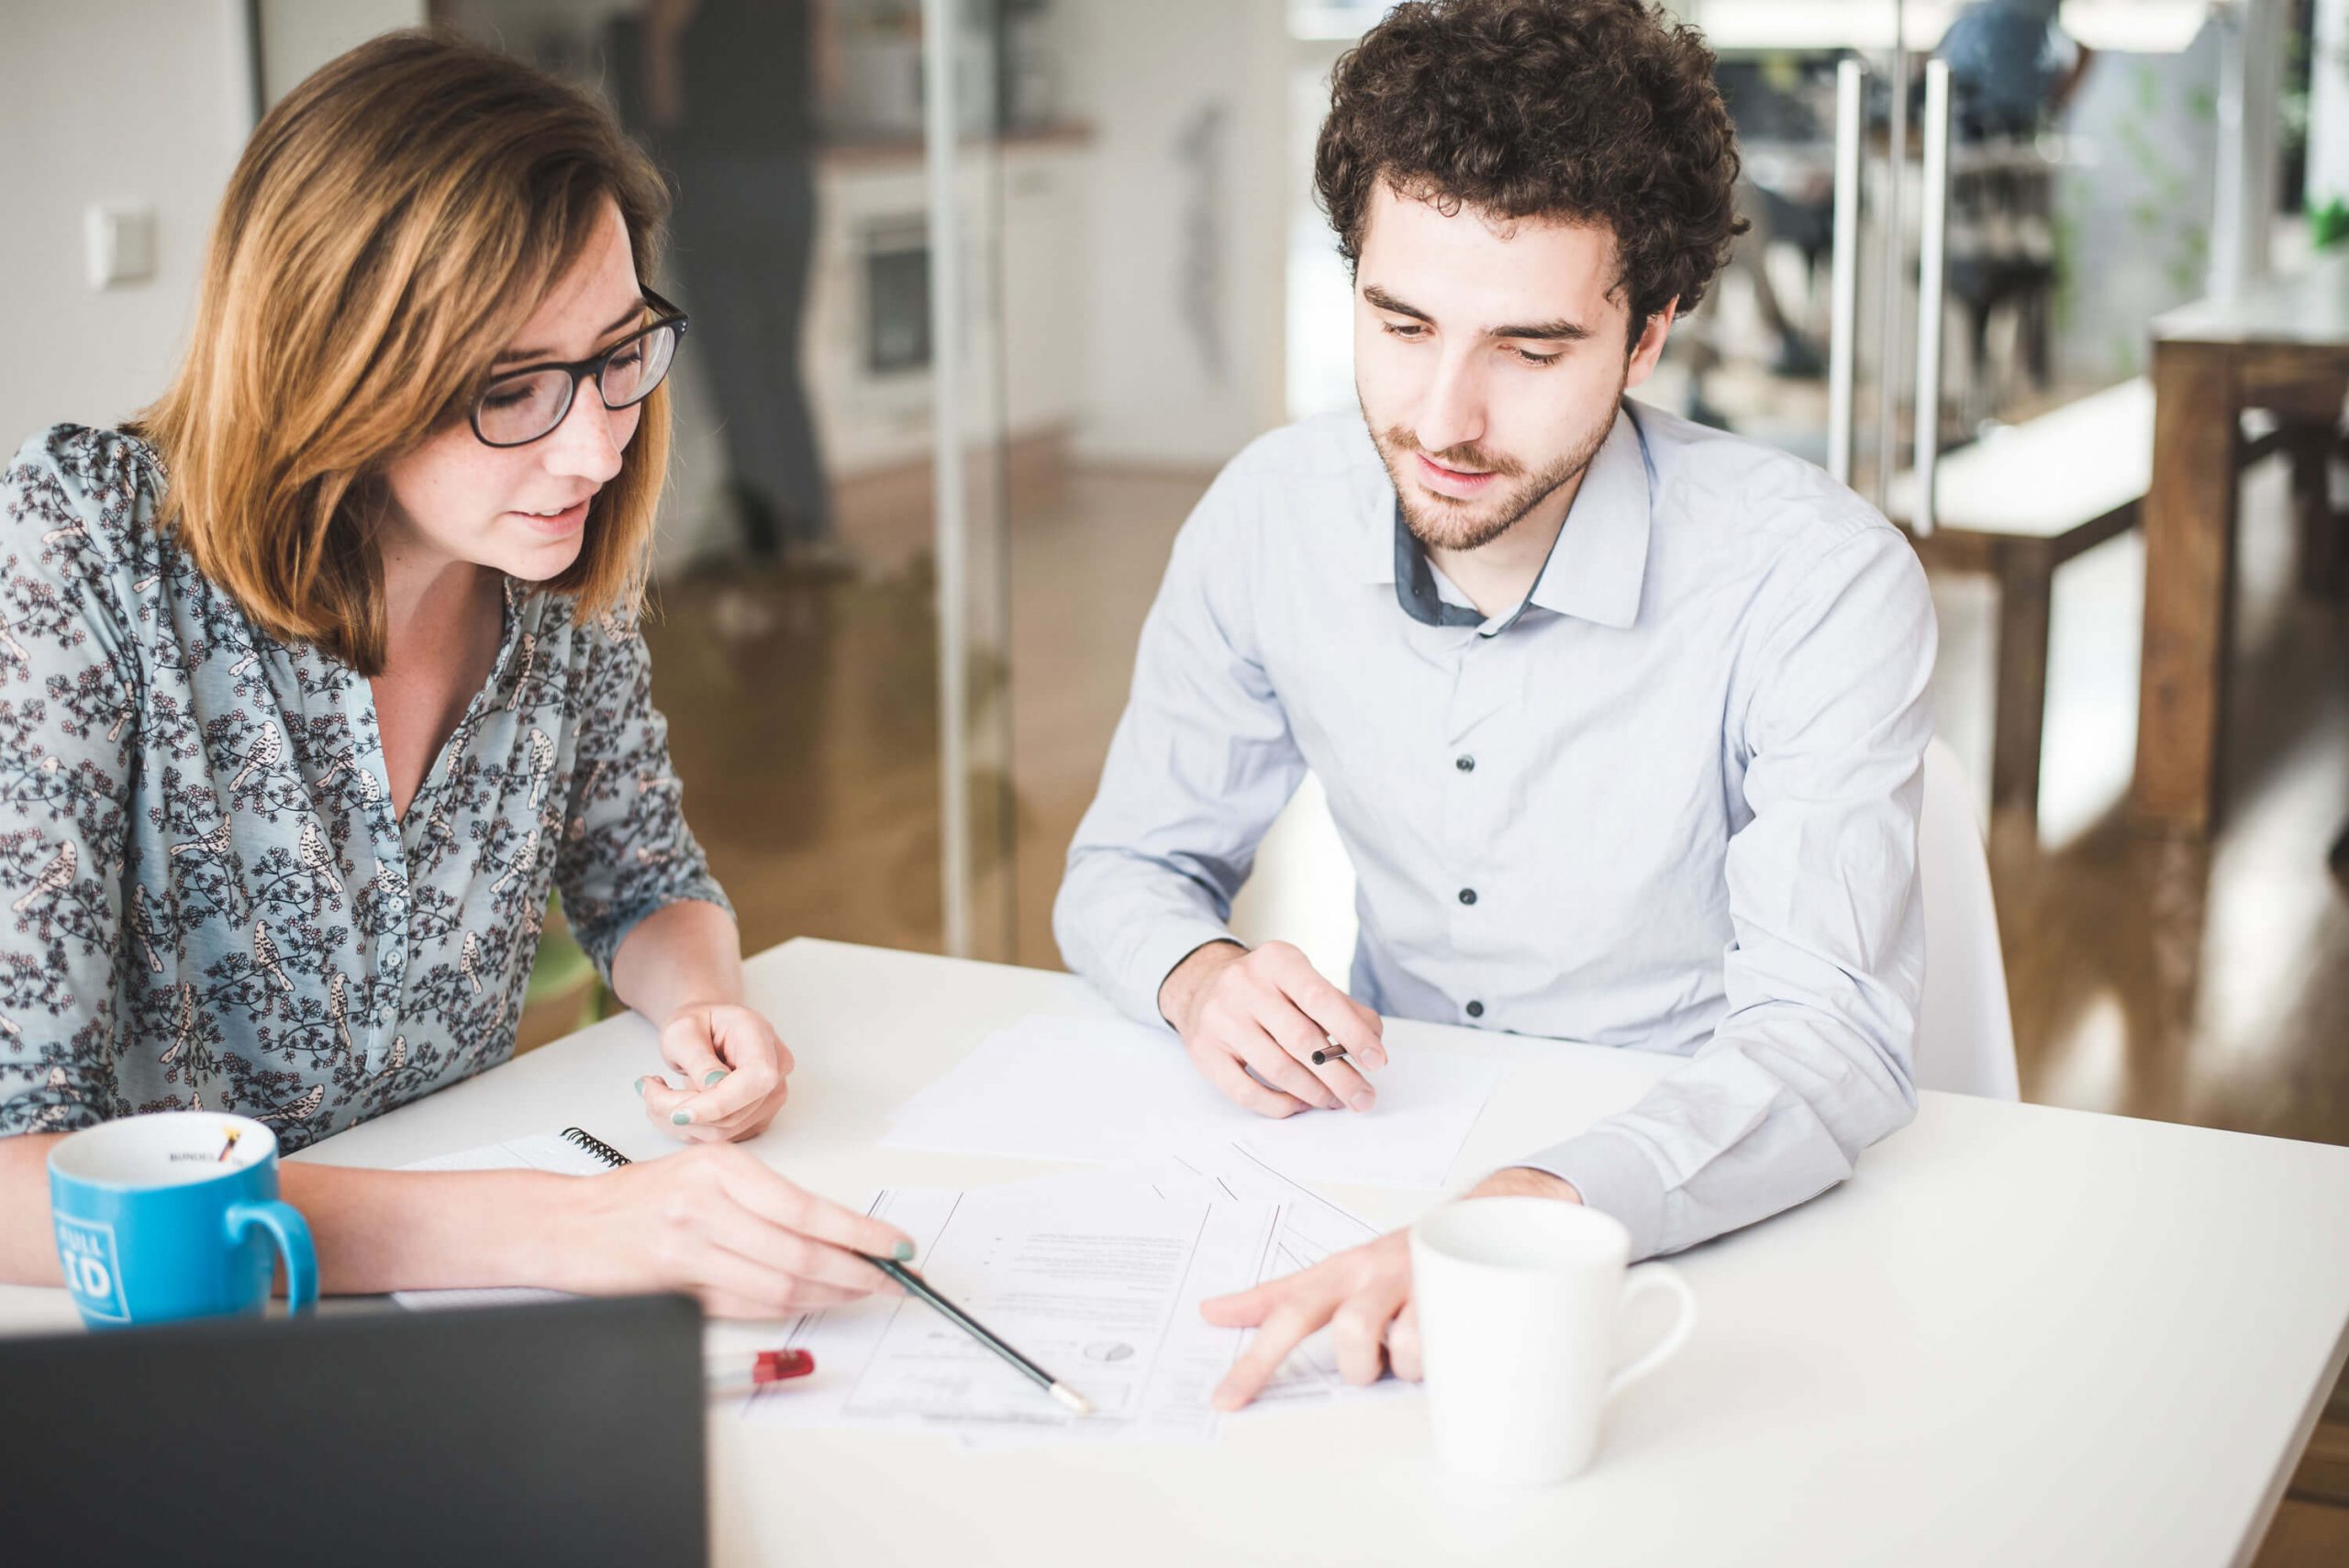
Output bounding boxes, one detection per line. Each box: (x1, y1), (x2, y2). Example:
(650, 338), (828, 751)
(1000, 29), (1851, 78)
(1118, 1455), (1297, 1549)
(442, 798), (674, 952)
(390, 1127), (630, 1311)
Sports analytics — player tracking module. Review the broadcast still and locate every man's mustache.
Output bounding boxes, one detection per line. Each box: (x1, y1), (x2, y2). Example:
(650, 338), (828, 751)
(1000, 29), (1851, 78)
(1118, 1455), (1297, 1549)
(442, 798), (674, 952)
(1380, 428), (1527, 481)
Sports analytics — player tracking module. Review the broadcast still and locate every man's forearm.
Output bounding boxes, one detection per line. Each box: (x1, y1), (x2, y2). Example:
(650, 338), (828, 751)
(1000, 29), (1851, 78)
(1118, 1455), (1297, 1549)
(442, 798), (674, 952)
(1522, 1021), (1913, 1259)
(1468, 1165), (1582, 1204)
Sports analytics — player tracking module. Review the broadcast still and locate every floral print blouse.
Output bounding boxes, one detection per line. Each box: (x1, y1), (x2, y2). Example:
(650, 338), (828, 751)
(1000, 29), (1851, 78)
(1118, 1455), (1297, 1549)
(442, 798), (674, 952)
(0, 426), (730, 1150)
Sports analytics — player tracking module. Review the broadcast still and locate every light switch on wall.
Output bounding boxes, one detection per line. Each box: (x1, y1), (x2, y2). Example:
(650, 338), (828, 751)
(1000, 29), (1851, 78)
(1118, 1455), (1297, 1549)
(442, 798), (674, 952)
(84, 205), (157, 290)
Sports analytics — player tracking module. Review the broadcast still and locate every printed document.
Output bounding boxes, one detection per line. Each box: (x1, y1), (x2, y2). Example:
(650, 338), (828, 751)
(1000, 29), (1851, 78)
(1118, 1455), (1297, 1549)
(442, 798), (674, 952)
(1142, 1140), (1405, 1411)
(747, 1178), (1279, 1446)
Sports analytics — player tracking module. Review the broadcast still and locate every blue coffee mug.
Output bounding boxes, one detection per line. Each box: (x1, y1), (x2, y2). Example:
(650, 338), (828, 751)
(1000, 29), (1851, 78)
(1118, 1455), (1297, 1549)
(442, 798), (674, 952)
(49, 1111), (317, 1329)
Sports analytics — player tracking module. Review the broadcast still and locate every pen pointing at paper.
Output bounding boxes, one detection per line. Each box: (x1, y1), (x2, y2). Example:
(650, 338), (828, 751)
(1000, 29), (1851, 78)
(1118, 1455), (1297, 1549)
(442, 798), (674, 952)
(526, 1128), (1072, 1411)
(861, 1252), (1093, 1415)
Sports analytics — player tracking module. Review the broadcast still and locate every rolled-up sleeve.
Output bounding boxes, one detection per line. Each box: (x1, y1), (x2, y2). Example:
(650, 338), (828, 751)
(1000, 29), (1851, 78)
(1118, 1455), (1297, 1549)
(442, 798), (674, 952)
(551, 617), (732, 981)
(1520, 528), (1936, 1258)
(0, 444), (137, 1136)
(1053, 467), (1307, 1025)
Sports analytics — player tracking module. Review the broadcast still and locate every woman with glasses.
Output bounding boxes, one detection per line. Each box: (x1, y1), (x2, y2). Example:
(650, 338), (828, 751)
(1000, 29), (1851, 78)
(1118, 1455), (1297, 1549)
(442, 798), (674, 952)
(0, 32), (917, 1307)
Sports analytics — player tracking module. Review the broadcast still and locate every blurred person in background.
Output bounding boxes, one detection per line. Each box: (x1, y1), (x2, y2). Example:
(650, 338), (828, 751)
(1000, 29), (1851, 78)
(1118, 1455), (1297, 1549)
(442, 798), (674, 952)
(1935, 0), (2095, 406)
(637, 0), (843, 573)
(1937, 0), (2091, 141)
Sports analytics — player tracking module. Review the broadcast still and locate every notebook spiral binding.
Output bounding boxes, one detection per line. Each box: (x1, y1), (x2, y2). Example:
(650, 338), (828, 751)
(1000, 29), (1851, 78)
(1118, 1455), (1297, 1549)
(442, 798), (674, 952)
(558, 1126), (632, 1169)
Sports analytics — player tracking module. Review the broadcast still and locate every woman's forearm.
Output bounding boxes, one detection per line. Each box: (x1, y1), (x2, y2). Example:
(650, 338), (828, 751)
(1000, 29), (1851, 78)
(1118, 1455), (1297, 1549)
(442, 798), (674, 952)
(1, 1134), (67, 1285)
(279, 1163), (586, 1294)
(608, 898), (742, 1028)
(3, 1135), (587, 1296)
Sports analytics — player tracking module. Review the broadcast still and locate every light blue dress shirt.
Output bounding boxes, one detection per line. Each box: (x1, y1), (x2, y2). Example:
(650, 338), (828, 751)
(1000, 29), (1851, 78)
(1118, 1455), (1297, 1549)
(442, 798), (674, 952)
(1054, 403), (1936, 1260)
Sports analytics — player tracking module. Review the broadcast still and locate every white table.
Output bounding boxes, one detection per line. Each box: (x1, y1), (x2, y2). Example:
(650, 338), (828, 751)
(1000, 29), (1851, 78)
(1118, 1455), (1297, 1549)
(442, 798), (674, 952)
(7, 938), (2349, 1567)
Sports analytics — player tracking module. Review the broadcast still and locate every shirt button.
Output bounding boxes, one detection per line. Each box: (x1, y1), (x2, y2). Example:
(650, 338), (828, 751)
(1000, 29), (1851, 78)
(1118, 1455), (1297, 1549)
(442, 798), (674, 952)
(1466, 1001), (1485, 1018)
(1458, 887), (1477, 906)
(1454, 754), (1475, 773)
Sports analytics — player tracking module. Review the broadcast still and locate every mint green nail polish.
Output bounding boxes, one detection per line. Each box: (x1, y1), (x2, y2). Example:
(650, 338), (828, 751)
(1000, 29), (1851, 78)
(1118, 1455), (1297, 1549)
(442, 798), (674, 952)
(702, 1069), (729, 1087)
(672, 1109), (692, 1126)
(633, 1076), (648, 1096)
(891, 1241), (915, 1262)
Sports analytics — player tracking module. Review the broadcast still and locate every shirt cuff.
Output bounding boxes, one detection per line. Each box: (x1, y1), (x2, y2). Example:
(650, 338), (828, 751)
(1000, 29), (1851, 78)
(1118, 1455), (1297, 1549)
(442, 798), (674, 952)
(1513, 1125), (1669, 1262)
(1118, 920), (1244, 1031)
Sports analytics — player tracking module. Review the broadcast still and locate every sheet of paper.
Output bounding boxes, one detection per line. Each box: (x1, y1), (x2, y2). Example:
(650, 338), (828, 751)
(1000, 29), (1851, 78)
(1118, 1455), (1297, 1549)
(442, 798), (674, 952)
(743, 1181), (1279, 1447)
(881, 1016), (1503, 1188)
(390, 1134), (612, 1312)
(1148, 1141), (1414, 1413)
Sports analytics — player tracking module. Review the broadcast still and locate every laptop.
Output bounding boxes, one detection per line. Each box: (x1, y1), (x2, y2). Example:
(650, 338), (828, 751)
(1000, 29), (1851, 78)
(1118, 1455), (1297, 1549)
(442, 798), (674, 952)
(0, 1294), (705, 1567)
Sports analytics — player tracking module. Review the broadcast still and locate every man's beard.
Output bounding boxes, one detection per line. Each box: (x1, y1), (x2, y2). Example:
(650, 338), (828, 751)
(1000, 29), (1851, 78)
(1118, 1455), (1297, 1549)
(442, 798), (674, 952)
(1366, 389), (1622, 554)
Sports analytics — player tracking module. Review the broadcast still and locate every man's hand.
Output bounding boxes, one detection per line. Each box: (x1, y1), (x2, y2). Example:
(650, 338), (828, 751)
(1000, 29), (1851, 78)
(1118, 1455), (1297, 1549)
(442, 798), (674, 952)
(635, 1003), (795, 1143)
(1157, 940), (1386, 1118)
(1199, 1166), (1581, 1410)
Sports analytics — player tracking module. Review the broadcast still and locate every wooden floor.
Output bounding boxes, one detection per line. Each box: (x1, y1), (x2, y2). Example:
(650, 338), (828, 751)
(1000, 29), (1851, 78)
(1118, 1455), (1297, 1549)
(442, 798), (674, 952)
(637, 444), (2349, 1563)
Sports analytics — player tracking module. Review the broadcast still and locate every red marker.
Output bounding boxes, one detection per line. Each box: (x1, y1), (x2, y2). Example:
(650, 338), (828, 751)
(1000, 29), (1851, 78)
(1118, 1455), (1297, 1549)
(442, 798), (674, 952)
(706, 1348), (815, 1399)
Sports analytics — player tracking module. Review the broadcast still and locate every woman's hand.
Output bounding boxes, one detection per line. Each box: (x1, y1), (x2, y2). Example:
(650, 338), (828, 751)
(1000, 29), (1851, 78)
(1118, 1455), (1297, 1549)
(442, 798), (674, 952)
(636, 1002), (794, 1143)
(551, 1141), (913, 1318)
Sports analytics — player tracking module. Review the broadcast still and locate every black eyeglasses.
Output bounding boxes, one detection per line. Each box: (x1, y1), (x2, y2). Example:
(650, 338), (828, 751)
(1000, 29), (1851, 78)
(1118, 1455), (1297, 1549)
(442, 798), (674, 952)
(468, 287), (691, 448)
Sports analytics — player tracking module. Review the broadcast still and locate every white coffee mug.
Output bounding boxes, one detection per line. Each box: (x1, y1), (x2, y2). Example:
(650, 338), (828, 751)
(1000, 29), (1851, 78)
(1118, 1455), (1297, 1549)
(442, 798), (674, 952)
(1410, 1196), (1696, 1485)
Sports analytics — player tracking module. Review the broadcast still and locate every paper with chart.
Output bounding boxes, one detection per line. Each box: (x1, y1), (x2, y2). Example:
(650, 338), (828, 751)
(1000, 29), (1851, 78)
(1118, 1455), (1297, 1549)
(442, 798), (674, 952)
(742, 1142), (1411, 1444)
(1143, 1140), (1409, 1412)
(881, 1015), (1504, 1188)
(745, 1178), (1280, 1447)
(390, 1133), (609, 1312)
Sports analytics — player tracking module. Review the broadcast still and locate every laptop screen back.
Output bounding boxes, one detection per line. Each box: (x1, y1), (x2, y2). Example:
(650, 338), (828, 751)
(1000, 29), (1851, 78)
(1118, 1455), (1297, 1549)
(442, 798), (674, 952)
(0, 1294), (706, 1568)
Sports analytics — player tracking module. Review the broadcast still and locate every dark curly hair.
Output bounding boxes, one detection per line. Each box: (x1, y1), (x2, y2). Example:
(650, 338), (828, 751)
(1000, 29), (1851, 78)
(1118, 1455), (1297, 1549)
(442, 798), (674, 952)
(1315, 0), (1744, 350)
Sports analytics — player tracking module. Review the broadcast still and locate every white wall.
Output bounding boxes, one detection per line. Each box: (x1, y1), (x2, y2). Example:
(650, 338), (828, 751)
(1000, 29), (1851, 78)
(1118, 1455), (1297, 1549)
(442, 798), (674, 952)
(0, 0), (427, 455)
(0, 2), (252, 448)
(258, 0), (429, 103)
(1066, 0), (1290, 468)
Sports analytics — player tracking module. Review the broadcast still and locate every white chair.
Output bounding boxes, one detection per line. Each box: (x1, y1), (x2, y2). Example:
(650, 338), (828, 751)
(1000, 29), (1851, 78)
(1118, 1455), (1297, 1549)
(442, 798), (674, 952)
(1914, 735), (2021, 1100)
(1227, 773), (1359, 981)
(1229, 738), (2020, 1101)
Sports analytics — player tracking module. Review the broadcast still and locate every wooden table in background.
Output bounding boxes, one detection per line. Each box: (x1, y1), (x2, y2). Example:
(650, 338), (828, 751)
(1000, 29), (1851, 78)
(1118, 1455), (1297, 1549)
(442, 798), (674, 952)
(2136, 253), (2349, 838)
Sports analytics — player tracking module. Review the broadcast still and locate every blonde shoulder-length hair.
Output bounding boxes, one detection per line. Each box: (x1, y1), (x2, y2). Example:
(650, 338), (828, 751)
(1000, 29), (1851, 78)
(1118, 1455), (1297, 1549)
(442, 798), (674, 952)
(139, 30), (672, 673)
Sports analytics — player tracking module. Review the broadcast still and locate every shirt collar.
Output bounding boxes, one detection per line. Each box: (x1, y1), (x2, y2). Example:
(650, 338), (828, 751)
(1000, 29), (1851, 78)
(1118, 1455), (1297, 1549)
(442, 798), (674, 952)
(1364, 403), (1653, 633)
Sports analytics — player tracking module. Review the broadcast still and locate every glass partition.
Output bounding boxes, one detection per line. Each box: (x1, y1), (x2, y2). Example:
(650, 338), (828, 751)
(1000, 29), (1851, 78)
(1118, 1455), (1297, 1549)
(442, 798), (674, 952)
(438, 0), (1021, 960)
(437, 0), (2262, 977)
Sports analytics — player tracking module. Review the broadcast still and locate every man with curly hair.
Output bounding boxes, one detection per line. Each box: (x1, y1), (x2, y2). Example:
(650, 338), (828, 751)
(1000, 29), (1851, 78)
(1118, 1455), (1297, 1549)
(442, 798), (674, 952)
(1053, 0), (1936, 1405)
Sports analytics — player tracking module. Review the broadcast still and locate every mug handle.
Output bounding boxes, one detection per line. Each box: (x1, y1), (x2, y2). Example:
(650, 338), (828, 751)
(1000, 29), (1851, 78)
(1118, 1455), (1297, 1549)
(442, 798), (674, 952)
(1605, 1262), (1696, 1403)
(228, 1199), (317, 1314)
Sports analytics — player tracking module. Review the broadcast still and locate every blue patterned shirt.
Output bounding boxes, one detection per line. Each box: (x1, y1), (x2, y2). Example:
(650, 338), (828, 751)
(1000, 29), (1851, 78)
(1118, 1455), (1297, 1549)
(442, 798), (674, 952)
(0, 426), (730, 1149)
